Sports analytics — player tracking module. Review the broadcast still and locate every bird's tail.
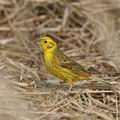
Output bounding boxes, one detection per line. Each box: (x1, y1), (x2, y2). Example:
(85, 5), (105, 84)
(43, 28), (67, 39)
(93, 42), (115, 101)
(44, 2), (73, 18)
(89, 75), (115, 89)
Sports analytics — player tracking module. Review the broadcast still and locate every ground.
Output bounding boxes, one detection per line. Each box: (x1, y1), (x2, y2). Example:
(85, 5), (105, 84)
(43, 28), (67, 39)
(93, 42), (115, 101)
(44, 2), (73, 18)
(0, 0), (120, 120)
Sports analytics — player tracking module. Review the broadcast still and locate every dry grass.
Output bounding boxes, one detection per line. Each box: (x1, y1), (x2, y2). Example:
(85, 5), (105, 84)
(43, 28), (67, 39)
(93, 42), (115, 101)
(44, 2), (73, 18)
(0, 0), (120, 120)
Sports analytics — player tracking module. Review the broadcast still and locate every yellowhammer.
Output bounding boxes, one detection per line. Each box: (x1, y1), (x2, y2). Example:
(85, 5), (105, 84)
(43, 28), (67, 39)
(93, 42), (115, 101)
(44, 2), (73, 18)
(40, 36), (91, 91)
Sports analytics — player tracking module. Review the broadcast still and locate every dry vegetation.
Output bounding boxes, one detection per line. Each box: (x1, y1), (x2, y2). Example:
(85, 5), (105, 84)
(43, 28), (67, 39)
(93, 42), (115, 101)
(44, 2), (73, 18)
(0, 0), (120, 120)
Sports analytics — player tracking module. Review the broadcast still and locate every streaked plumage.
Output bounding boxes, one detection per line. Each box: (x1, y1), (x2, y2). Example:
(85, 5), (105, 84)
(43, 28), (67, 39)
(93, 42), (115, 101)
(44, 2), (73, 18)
(40, 36), (90, 90)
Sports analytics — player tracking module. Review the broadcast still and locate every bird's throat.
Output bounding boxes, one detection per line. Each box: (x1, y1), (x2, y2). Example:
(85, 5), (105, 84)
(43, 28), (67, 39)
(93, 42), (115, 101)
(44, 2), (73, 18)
(44, 51), (53, 63)
(44, 49), (56, 66)
(44, 48), (60, 67)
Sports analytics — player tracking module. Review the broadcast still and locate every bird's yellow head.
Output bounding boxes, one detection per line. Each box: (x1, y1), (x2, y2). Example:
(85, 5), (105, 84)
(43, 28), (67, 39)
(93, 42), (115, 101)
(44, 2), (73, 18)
(40, 36), (58, 52)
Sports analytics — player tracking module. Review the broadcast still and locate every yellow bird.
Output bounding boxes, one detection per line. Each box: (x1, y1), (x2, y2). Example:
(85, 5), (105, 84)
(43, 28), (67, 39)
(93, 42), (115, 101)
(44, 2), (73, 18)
(40, 36), (91, 91)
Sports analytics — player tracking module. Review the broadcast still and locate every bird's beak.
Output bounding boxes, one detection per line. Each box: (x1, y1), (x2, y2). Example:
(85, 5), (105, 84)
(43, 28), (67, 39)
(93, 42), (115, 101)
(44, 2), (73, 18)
(36, 41), (39, 45)
(36, 41), (40, 47)
(37, 40), (43, 52)
(36, 36), (42, 46)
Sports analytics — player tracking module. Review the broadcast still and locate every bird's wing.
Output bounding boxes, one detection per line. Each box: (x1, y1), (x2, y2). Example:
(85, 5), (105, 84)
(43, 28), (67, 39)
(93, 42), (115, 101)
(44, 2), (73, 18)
(54, 50), (90, 78)
(59, 53), (87, 73)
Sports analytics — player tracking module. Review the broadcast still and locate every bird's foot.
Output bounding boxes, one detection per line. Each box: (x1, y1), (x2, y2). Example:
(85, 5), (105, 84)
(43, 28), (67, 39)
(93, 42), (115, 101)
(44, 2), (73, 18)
(66, 86), (73, 96)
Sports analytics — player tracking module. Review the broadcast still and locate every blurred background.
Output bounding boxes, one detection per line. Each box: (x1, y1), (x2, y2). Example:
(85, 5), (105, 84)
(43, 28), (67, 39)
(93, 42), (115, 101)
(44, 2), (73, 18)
(0, 0), (120, 120)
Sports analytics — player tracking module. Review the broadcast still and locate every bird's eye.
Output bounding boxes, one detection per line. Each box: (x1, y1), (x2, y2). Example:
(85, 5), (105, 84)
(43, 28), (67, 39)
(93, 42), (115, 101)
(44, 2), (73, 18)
(44, 41), (47, 43)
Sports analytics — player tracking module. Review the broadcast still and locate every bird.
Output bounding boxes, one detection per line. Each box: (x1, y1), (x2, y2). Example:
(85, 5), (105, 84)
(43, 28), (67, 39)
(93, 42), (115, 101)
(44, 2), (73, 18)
(40, 36), (91, 92)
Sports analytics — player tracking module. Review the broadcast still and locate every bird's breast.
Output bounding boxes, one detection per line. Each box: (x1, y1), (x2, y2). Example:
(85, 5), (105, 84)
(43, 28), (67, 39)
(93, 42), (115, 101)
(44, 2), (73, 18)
(44, 51), (53, 65)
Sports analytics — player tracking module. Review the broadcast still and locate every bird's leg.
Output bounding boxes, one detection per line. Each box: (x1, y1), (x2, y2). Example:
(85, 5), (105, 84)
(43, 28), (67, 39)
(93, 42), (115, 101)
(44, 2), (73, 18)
(68, 84), (72, 92)
(67, 80), (73, 95)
